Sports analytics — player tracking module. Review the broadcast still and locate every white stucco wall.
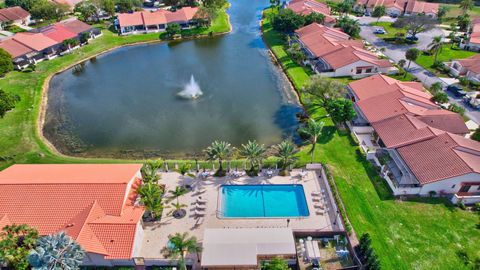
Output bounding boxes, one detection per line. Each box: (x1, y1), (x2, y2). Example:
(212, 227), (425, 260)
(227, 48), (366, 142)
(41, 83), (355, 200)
(418, 173), (480, 195)
(83, 253), (113, 267)
(131, 220), (145, 258)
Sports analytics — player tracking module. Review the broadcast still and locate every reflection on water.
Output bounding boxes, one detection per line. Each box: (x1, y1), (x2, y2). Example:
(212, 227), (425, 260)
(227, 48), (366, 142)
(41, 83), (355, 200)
(43, 0), (302, 159)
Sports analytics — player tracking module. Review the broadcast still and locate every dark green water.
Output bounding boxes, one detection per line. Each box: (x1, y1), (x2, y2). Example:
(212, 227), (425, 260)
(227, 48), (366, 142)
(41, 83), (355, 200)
(44, 0), (301, 158)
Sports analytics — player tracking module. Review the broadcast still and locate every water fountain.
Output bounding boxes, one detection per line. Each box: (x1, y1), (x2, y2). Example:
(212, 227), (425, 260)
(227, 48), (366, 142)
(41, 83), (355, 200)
(177, 75), (203, 99)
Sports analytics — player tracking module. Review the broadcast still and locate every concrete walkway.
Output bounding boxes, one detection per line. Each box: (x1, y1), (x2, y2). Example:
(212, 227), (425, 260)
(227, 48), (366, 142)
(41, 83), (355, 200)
(358, 17), (480, 124)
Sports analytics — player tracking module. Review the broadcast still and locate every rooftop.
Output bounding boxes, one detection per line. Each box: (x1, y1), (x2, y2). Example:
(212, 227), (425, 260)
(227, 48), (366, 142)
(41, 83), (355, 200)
(0, 6), (29, 23)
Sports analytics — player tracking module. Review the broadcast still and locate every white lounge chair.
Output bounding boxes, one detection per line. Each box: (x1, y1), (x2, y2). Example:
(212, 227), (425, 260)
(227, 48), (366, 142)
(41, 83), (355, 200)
(197, 198), (207, 204)
(314, 203), (324, 209)
(196, 203), (206, 209)
(195, 217), (204, 225)
(311, 191), (321, 196)
(316, 210), (324, 215)
(194, 209), (205, 216)
(194, 188), (206, 194)
(312, 197), (321, 202)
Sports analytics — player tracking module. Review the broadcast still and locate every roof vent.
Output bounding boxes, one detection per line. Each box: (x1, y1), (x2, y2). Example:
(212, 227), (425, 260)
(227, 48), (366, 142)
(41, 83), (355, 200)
(65, 223), (75, 228)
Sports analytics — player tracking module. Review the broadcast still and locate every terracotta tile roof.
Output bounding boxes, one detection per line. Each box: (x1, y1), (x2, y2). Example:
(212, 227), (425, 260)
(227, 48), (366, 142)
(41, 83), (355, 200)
(358, 0), (407, 10)
(349, 74), (427, 101)
(320, 45), (392, 69)
(37, 24), (77, 43)
(51, 0), (83, 8)
(12, 32), (58, 51)
(372, 114), (441, 148)
(456, 55), (480, 74)
(0, 6), (29, 23)
(57, 18), (93, 34)
(417, 113), (469, 134)
(287, 0), (336, 23)
(0, 37), (33, 58)
(405, 0), (438, 14)
(118, 7), (199, 28)
(397, 133), (480, 184)
(0, 164), (144, 260)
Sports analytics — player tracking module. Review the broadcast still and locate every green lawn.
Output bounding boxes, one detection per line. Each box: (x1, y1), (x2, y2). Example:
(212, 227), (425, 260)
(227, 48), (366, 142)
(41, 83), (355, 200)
(416, 45), (477, 74)
(264, 7), (480, 270)
(369, 21), (406, 39)
(0, 11), (230, 169)
(444, 3), (480, 18)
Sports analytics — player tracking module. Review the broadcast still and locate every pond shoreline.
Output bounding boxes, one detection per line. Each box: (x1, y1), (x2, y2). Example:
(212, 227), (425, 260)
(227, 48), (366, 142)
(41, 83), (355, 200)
(37, 20), (233, 160)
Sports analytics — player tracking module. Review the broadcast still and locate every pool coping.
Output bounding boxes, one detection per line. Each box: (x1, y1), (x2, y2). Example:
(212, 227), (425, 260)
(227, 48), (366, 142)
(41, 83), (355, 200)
(215, 183), (311, 220)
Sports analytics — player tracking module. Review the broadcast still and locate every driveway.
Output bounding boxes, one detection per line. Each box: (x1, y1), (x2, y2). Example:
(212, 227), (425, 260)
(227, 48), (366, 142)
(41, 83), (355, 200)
(358, 17), (480, 124)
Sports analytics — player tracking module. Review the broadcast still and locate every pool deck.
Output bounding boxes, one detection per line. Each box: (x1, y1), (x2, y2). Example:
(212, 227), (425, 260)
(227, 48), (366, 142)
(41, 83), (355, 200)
(139, 169), (343, 260)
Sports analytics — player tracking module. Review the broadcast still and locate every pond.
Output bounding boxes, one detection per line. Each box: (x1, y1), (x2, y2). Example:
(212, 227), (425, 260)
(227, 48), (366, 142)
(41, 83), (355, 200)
(43, 0), (302, 159)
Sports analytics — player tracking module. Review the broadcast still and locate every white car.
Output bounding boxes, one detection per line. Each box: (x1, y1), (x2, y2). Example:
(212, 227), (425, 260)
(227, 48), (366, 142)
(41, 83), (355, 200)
(373, 28), (386, 34)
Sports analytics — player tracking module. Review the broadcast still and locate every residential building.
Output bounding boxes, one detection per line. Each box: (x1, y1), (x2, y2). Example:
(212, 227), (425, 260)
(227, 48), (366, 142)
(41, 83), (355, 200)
(286, 0), (336, 26)
(446, 54), (480, 83)
(0, 18), (100, 69)
(0, 164), (145, 266)
(116, 7), (199, 35)
(52, 0), (84, 9)
(0, 6), (30, 29)
(294, 23), (396, 78)
(460, 18), (480, 52)
(356, 0), (439, 17)
(347, 74), (478, 204)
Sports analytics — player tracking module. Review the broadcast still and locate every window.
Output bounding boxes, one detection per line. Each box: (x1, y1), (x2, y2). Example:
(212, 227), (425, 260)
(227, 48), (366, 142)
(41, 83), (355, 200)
(451, 184), (455, 189)
(356, 69), (362, 74)
(366, 68), (372, 73)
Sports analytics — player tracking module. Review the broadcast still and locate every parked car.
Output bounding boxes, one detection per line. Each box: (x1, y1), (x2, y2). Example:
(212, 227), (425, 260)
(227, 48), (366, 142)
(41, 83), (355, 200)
(447, 85), (467, 97)
(406, 34), (419, 41)
(373, 28), (386, 34)
(464, 91), (480, 109)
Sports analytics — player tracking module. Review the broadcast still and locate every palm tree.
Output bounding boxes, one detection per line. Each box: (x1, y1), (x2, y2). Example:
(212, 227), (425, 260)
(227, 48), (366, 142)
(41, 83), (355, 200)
(428, 35), (443, 63)
(299, 118), (324, 163)
(275, 140), (298, 174)
(169, 185), (188, 204)
(138, 182), (164, 220)
(168, 202), (188, 218)
(28, 232), (85, 270)
(448, 30), (457, 48)
(204, 140), (233, 176)
(141, 159), (163, 184)
(162, 232), (202, 270)
(240, 140), (266, 176)
(459, 0), (473, 14)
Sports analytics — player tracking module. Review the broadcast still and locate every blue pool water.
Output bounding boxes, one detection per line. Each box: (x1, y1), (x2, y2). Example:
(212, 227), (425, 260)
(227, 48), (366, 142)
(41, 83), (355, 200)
(220, 185), (310, 218)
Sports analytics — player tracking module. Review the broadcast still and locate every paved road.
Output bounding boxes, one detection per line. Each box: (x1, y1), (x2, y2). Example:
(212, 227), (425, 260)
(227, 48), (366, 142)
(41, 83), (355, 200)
(356, 16), (480, 124)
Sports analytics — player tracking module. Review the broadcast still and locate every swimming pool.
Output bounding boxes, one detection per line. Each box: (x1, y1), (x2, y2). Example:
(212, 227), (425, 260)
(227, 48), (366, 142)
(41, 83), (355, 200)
(219, 185), (310, 218)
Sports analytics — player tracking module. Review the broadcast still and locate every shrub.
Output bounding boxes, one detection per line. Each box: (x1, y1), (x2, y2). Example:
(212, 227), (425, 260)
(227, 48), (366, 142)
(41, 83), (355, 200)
(448, 103), (465, 116)
(0, 48), (13, 77)
(471, 128), (480, 142)
(428, 190), (437, 197)
(432, 92), (449, 104)
(0, 89), (20, 118)
(458, 201), (466, 210)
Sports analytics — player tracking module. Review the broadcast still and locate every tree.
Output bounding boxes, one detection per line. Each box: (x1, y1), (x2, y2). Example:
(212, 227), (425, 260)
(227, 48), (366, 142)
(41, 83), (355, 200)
(115, 0), (142, 13)
(204, 0), (227, 9)
(0, 224), (39, 270)
(336, 0), (354, 15)
(0, 89), (20, 118)
(30, 1), (69, 21)
(325, 98), (356, 123)
(372, 5), (385, 22)
(471, 128), (480, 142)
(272, 9), (305, 33)
(204, 140), (233, 176)
(28, 232), (85, 270)
(0, 48), (13, 77)
(286, 42), (305, 64)
(303, 75), (346, 104)
(141, 159), (162, 184)
(432, 92), (449, 103)
(393, 15), (437, 39)
(335, 16), (360, 37)
(169, 186), (188, 205)
(75, 1), (97, 22)
(299, 118), (324, 163)
(240, 140), (266, 176)
(457, 14), (471, 32)
(437, 5), (448, 21)
(427, 35), (443, 63)
(162, 232), (202, 270)
(405, 48), (420, 71)
(194, 6), (217, 27)
(430, 82), (443, 94)
(448, 103), (465, 115)
(398, 59), (406, 68)
(101, 0), (115, 16)
(448, 30), (458, 49)
(262, 257), (290, 270)
(5, 0), (35, 10)
(166, 23), (182, 38)
(304, 12), (325, 25)
(138, 182), (165, 219)
(459, 0), (474, 14)
(62, 38), (79, 51)
(275, 140), (298, 173)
